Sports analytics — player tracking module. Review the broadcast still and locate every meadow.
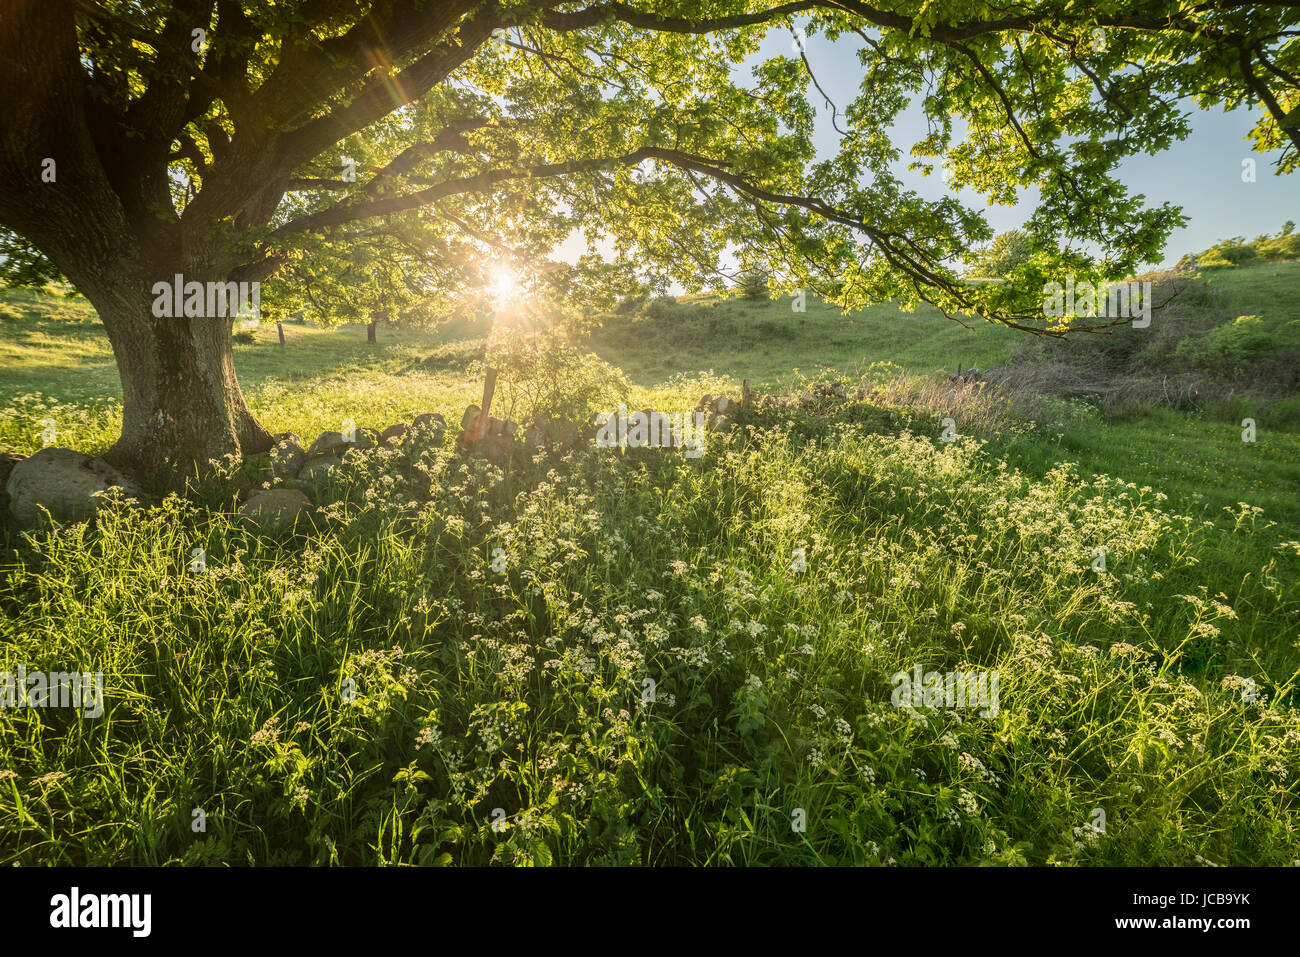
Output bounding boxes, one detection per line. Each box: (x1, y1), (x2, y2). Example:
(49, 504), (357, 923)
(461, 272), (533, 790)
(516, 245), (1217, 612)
(1, 265), (1298, 865)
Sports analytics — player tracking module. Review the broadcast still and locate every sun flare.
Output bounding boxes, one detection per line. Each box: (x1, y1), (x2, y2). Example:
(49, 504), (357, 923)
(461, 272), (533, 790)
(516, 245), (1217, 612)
(490, 267), (520, 303)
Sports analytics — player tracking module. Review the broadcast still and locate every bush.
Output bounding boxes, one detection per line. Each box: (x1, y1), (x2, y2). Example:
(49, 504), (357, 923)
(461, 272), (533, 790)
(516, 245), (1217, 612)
(1174, 314), (1300, 369)
(1196, 250), (1236, 269)
(1214, 241), (1257, 266)
(484, 329), (630, 425)
(1188, 224), (1300, 269)
(1255, 233), (1300, 262)
(1206, 314), (1300, 364)
(614, 294), (648, 315)
(639, 295), (680, 323)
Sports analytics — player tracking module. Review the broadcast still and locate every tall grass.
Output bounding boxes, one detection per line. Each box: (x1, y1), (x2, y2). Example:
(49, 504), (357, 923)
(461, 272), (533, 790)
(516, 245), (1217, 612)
(3, 407), (1297, 865)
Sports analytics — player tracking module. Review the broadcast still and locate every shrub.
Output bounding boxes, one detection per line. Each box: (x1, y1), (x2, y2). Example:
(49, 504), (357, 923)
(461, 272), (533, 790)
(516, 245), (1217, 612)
(1255, 233), (1300, 262)
(639, 295), (680, 323)
(614, 294), (648, 315)
(1214, 241), (1257, 265)
(484, 329), (630, 425)
(1196, 250), (1236, 269)
(1189, 224), (1299, 268)
(1174, 314), (1300, 369)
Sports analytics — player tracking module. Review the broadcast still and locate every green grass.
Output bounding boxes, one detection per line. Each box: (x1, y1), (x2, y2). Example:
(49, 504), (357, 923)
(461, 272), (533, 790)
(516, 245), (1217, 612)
(589, 293), (1020, 390)
(0, 316), (484, 457)
(989, 407), (1300, 531)
(2, 276), (1299, 866)
(2, 417), (1297, 865)
(1195, 260), (1300, 323)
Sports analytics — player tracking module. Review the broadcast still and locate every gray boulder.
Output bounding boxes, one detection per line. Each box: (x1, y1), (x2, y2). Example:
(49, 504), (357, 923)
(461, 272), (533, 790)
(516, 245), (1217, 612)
(380, 423), (407, 445)
(6, 448), (140, 527)
(523, 424), (547, 451)
(298, 455), (342, 484)
(306, 430), (348, 457)
(269, 435), (306, 477)
(477, 431), (514, 466)
(238, 489), (313, 534)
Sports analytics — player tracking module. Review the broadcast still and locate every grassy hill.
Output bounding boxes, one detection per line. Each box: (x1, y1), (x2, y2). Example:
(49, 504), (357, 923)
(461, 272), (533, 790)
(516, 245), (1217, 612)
(1, 265), (1298, 866)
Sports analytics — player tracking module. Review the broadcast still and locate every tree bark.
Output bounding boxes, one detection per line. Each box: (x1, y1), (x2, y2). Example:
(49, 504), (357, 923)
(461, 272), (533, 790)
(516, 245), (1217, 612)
(277, 321), (286, 347)
(81, 271), (272, 489)
(367, 319), (377, 344)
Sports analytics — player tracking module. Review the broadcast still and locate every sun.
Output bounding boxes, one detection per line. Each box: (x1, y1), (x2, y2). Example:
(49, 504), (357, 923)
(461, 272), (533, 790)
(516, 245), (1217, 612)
(490, 266), (520, 304)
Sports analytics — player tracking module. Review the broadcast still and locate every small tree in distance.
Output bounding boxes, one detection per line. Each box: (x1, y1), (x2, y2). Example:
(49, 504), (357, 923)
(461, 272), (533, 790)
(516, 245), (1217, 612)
(738, 267), (770, 301)
(964, 230), (1036, 280)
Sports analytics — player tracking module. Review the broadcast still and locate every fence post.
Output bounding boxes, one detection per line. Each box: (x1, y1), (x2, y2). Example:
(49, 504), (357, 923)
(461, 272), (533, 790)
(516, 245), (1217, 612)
(478, 367), (498, 443)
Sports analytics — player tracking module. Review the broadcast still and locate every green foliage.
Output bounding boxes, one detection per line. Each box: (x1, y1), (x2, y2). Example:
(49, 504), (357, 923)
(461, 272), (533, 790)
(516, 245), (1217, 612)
(484, 330), (630, 426)
(1215, 241), (1257, 266)
(1182, 223), (1300, 270)
(4, 0), (1297, 485)
(3, 275), (1300, 865)
(0, 228), (65, 287)
(1255, 232), (1300, 263)
(639, 295), (685, 323)
(964, 229), (1036, 279)
(738, 268), (770, 301)
(1174, 314), (1300, 368)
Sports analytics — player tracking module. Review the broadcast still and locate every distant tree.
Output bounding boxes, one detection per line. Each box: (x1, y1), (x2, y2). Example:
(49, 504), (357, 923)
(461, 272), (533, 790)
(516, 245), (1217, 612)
(964, 230), (1036, 279)
(0, 228), (63, 287)
(738, 267), (769, 301)
(1183, 223), (1300, 269)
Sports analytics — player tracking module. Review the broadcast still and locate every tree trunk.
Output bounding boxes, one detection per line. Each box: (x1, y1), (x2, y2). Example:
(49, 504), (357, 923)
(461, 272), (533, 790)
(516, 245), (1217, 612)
(86, 275), (272, 489)
(367, 319), (377, 344)
(0, 7), (271, 490)
(277, 321), (286, 347)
